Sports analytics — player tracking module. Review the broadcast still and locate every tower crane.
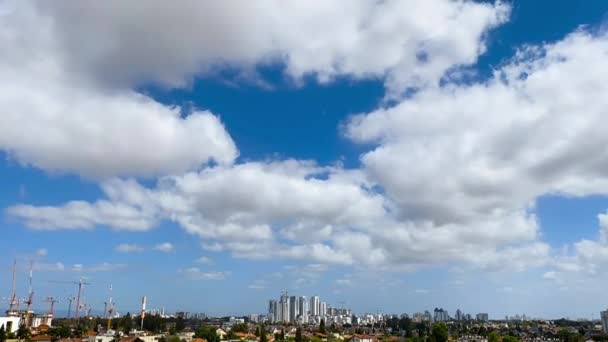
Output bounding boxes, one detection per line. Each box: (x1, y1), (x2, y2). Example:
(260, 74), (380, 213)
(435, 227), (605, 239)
(66, 296), (76, 319)
(6, 258), (18, 316)
(106, 284), (114, 332)
(48, 278), (91, 319)
(45, 297), (59, 316)
(24, 260), (34, 328)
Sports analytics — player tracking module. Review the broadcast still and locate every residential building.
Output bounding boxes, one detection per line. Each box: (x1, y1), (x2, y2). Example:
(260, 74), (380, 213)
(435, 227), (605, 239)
(298, 296), (308, 323)
(601, 309), (608, 334)
(433, 308), (449, 322)
(268, 300), (278, 322)
(280, 292), (290, 322)
(310, 296), (320, 316)
(289, 296), (299, 323)
(0, 316), (20, 334)
(320, 302), (327, 316)
(476, 313), (489, 322)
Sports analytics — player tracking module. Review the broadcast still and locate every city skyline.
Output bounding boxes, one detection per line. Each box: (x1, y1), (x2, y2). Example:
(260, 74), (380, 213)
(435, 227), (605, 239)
(3, 0), (608, 320)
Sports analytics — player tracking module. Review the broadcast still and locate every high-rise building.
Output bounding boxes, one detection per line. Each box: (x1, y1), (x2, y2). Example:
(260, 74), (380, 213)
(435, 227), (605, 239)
(280, 292), (290, 322)
(320, 302), (327, 316)
(601, 309), (608, 334)
(310, 296), (320, 316)
(289, 296), (299, 323)
(476, 313), (489, 322)
(455, 309), (463, 321)
(298, 296), (308, 323)
(268, 300), (278, 322)
(433, 308), (449, 322)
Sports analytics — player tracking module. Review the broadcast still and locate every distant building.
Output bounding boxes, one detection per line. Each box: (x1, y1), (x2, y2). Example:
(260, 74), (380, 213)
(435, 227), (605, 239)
(455, 309), (463, 321)
(310, 296), (320, 316)
(280, 292), (290, 322)
(601, 309), (608, 334)
(433, 308), (449, 322)
(298, 296), (308, 323)
(289, 296), (299, 323)
(268, 300), (278, 322)
(476, 313), (489, 322)
(320, 302), (327, 316)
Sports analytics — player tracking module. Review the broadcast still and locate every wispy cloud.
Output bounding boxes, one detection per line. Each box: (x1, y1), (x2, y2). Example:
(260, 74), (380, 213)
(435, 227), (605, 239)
(179, 267), (228, 281)
(248, 279), (267, 290)
(115, 243), (144, 253)
(154, 242), (174, 252)
(115, 242), (174, 253)
(196, 256), (214, 265)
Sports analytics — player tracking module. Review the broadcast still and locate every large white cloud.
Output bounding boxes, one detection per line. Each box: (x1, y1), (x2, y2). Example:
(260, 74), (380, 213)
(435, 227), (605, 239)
(34, 0), (508, 94)
(0, 0), (237, 179)
(9, 1), (608, 274)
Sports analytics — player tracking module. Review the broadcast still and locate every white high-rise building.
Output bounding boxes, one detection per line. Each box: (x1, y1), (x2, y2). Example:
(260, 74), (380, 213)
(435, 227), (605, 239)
(289, 296), (299, 323)
(298, 296), (308, 323)
(310, 296), (320, 316)
(320, 302), (327, 316)
(601, 309), (608, 334)
(268, 300), (278, 322)
(280, 292), (290, 322)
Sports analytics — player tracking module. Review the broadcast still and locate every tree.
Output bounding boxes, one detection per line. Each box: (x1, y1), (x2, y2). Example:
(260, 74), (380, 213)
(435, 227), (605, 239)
(319, 319), (326, 334)
(502, 336), (519, 342)
(195, 326), (219, 342)
(488, 331), (500, 342)
(0, 325), (6, 342)
(17, 324), (31, 341)
(231, 323), (248, 333)
(296, 327), (303, 342)
(260, 325), (268, 342)
(175, 317), (186, 332)
(431, 323), (448, 342)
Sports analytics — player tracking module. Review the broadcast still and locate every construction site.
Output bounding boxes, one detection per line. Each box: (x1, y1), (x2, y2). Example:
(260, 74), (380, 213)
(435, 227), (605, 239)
(1, 259), (149, 342)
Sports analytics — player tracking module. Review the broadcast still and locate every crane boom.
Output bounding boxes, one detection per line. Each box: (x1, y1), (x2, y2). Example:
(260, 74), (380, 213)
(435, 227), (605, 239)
(48, 278), (91, 319)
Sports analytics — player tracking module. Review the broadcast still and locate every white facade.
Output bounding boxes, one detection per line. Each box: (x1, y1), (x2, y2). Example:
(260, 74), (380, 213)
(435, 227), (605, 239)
(289, 296), (299, 323)
(0, 316), (21, 334)
(310, 296), (320, 316)
(298, 296), (308, 323)
(320, 302), (327, 316)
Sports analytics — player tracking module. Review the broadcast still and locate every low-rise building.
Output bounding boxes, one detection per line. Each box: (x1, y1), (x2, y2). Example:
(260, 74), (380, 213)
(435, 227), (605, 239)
(0, 316), (21, 334)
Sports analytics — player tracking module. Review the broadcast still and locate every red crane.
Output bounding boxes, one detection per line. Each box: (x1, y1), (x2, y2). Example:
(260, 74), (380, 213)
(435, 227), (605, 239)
(48, 278), (91, 319)
(45, 297), (59, 316)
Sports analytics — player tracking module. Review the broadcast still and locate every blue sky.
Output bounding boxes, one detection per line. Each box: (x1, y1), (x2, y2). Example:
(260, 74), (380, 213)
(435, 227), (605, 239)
(2, 0), (608, 320)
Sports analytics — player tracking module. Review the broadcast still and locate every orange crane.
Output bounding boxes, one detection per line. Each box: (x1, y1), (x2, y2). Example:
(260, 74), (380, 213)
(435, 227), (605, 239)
(49, 278), (91, 319)
(106, 284), (114, 332)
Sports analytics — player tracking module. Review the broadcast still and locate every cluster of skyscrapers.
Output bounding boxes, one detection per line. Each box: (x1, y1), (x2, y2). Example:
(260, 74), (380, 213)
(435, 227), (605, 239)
(268, 292), (351, 324)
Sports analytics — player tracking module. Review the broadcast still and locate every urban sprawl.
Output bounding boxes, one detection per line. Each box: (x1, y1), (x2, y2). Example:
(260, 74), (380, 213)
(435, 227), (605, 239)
(1, 263), (608, 342)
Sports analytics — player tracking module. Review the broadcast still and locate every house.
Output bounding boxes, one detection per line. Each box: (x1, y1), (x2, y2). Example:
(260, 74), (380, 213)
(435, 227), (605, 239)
(347, 334), (377, 342)
(0, 316), (21, 334)
(216, 328), (227, 340)
(31, 335), (52, 342)
(89, 334), (115, 342)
